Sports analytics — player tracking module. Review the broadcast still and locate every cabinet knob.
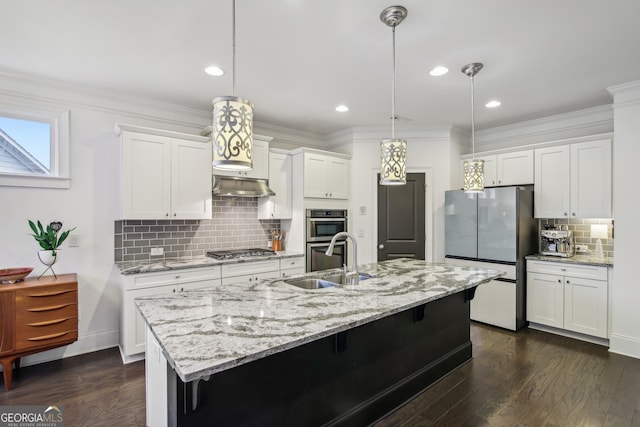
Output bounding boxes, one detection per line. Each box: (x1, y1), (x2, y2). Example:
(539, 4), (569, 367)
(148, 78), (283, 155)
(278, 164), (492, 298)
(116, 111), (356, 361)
(566, 280), (570, 284)
(166, 213), (169, 217)
(558, 279), (561, 283)
(492, 181), (495, 185)
(572, 213), (576, 216)
(172, 289), (176, 292)
(564, 212), (568, 216)
(378, 244), (385, 249)
(173, 213), (177, 217)
(180, 287), (184, 292)
(498, 180), (501, 184)
(175, 275), (181, 279)
(561, 268), (566, 271)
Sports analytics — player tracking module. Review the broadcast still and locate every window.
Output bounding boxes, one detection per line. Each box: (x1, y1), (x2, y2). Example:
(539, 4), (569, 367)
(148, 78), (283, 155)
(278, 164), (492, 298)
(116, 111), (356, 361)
(0, 98), (70, 188)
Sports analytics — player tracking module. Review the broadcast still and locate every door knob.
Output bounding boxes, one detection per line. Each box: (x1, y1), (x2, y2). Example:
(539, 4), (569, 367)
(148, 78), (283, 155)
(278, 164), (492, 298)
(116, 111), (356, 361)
(378, 244), (384, 249)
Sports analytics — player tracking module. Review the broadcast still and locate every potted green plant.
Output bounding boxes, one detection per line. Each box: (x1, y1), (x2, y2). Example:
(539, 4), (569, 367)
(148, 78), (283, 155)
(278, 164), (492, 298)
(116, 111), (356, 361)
(28, 220), (75, 278)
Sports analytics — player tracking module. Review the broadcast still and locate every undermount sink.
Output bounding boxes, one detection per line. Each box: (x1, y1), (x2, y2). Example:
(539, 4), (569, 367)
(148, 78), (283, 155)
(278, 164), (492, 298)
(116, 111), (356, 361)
(284, 273), (374, 290)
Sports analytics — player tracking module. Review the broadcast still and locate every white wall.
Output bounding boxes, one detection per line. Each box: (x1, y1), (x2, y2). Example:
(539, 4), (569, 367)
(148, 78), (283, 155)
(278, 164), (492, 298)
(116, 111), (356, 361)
(608, 80), (640, 359)
(333, 126), (460, 264)
(0, 73), (212, 365)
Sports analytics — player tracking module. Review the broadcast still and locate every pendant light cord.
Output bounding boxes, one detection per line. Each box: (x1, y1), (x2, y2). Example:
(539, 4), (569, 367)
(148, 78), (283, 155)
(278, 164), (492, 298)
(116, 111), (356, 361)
(391, 25), (396, 139)
(470, 74), (475, 159)
(232, 0), (236, 96)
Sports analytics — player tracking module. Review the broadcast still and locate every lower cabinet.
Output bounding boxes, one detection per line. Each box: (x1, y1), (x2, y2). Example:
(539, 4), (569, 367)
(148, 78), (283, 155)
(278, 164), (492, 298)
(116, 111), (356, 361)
(121, 256), (305, 363)
(279, 256), (305, 277)
(527, 260), (608, 339)
(120, 266), (222, 363)
(221, 259), (281, 285)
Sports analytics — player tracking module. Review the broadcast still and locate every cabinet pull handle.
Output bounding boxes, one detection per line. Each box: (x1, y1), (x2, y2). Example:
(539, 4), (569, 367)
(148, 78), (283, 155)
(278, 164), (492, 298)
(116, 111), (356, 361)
(558, 279), (561, 283)
(572, 213), (576, 216)
(172, 289), (176, 292)
(175, 275), (181, 279)
(561, 268), (566, 271)
(27, 289), (74, 297)
(28, 303), (73, 312)
(28, 331), (69, 341)
(27, 317), (73, 327)
(166, 213), (169, 217)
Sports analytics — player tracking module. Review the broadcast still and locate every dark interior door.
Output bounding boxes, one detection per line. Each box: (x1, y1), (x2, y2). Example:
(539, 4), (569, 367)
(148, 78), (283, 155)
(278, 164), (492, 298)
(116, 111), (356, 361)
(377, 173), (426, 260)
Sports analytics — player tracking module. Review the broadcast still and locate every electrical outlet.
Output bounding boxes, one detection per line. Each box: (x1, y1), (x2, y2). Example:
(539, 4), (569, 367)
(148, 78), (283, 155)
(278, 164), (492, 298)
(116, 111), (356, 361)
(150, 247), (164, 256)
(359, 206), (367, 215)
(575, 244), (589, 253)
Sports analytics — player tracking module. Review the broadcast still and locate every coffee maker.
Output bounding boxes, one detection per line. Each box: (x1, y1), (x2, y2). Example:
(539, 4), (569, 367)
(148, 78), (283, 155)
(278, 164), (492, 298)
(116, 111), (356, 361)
(540, 225), (574, 257)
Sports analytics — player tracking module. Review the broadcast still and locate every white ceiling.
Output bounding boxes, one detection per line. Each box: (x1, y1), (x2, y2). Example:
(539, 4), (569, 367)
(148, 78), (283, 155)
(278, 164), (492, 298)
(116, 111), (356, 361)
(2, 0), (640, 136)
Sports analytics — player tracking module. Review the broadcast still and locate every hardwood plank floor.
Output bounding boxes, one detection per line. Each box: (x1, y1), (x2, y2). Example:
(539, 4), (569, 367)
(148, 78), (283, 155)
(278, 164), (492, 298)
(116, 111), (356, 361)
(1, 324), (639, 427)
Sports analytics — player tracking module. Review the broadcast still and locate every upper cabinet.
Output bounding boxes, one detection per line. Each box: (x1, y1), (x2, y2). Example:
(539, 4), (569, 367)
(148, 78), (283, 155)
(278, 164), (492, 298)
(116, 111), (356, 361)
(212, 136), (270, 180)
(303, 152), (350, 199)
(534, 138), (611, 218)
(473, 150), (534, 187)
(258, 150), (292, 219)
(115, 124), (212, 220)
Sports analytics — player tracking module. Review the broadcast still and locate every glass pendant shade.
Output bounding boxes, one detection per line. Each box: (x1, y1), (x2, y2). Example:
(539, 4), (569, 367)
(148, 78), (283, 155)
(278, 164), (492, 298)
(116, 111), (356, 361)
(212, 95), (253, 170)
(463, 159), (485, 193)
(380, 138), (407, 185)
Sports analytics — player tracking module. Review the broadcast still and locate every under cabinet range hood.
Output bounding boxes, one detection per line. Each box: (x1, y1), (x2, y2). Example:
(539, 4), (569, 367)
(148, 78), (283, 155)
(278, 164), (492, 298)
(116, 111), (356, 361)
(212, 175), (275, 197)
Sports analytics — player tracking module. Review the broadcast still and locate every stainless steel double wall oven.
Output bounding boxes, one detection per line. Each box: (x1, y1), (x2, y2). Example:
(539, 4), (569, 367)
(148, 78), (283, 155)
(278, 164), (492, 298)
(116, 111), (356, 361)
(306, 209), (348, 272)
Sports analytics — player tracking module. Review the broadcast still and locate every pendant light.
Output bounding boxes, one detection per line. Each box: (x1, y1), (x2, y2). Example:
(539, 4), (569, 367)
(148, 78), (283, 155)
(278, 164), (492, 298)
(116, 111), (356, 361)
(212, 0), (253, 171)
(379, 6), (407, 186)
(461, 62), (484, 193)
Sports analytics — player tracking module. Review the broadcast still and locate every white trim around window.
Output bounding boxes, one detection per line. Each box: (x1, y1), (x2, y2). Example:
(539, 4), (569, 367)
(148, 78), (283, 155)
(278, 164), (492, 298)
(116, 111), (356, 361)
(0, 96), (70, 189)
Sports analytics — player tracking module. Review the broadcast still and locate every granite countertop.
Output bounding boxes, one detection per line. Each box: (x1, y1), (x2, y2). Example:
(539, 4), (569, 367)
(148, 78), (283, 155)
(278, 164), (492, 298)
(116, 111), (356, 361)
(135, 258), (504, 383)
(116, 251), (304, 275)
(525, 253), (613, 267)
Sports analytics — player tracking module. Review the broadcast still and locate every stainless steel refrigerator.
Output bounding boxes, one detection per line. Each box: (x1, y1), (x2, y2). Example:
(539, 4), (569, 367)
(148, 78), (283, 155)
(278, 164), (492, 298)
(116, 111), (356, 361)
(444, 186), (538, 330)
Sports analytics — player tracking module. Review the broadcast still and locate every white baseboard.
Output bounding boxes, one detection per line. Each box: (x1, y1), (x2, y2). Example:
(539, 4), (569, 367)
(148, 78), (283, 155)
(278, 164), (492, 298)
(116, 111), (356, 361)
(609, 333), (640, 359)
(0, 329), (119, 371)
(527, 322), (609, 347)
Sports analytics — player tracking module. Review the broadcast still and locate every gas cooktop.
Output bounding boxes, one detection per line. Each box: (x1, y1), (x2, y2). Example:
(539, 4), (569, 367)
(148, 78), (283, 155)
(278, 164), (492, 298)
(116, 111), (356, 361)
(206, 248), (276, 260)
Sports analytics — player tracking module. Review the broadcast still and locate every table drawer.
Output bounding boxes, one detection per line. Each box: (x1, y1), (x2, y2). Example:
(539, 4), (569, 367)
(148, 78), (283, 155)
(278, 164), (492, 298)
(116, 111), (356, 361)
(15, 283), (77, 310)
(15, 317), (78, 350)
(16, 299), (77, 325)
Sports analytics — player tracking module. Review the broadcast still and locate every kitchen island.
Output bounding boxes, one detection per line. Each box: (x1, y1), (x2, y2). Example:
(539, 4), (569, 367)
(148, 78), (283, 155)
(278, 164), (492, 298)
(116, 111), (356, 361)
(136, 258), (503, 426)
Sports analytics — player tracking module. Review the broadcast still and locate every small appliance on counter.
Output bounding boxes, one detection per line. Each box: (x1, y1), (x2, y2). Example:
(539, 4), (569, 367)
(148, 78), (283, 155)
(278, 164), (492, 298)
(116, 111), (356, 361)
(540, 225), (575, 257)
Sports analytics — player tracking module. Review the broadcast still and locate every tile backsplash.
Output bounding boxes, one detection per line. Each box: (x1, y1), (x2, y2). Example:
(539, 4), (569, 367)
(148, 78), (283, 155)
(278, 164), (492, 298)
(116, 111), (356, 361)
(539, 218), (614, 258)
(115, 196), (280, 262)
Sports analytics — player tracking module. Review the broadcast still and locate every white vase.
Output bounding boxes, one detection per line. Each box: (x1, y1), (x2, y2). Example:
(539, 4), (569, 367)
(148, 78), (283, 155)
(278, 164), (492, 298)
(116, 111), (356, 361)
(38, 250), (58, 266)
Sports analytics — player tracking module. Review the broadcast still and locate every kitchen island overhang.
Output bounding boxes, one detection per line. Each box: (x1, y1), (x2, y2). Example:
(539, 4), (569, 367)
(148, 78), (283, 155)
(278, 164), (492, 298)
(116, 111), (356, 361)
(136, 258), (503, 426)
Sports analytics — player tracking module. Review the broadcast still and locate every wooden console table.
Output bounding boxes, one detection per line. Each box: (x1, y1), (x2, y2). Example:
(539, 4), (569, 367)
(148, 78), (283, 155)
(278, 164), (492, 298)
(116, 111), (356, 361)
(0, 273), (78, 391)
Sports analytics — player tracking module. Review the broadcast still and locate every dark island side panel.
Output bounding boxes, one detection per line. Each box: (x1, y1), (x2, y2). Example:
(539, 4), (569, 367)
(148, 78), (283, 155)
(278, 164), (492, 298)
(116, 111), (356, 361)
(173, 290), (473, 426)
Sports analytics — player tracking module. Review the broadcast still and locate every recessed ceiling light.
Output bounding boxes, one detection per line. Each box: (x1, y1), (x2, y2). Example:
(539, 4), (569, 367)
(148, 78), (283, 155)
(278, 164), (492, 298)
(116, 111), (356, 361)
(485, 100), (502, 108)
(335, 105), (349, 112)
(429, 66), (449, 76)
(205, 65), (224, 77)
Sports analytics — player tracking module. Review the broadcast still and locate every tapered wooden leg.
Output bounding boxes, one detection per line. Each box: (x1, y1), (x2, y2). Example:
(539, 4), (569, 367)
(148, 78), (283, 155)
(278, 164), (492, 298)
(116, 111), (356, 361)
(1, 358), (13, 391)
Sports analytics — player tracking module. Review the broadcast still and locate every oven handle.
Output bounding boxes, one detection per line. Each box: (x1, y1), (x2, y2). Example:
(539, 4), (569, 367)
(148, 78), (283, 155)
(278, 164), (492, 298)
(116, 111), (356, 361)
(307, 218), (347, 223)
(307, 241), (346, 249)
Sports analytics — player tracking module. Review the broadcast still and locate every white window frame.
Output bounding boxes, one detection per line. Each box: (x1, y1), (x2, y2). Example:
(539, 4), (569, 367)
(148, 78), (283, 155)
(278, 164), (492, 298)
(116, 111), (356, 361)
(0, 97), (70, 189)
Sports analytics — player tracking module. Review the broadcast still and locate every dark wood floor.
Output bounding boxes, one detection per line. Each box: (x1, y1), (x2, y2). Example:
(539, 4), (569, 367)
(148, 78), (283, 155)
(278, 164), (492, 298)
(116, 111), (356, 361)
(1, 323), (639, 427)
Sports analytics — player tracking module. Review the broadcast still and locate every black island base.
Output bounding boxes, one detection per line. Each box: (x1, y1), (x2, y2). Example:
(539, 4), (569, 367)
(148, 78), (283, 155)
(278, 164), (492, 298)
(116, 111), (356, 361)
(167, 288), (476, 426)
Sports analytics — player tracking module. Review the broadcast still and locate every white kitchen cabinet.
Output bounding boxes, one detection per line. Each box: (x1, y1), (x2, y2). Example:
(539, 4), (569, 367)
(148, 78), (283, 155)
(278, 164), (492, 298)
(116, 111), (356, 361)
(527, 260), (608, 339)
(303, 152), (350, 199)
(116, 124), (212, 220)
(220, 259), (280, 285)
(119, 266), (222, 363)
(213, 137), (270, 180)
(258, 150), (292, 219)
(534, 139), (611, 218)
(279, 256), (305, 277)
(474, 150), (534, 187)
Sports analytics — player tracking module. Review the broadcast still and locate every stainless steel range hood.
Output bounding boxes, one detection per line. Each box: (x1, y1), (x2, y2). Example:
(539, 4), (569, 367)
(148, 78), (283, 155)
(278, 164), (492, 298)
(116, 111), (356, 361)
(212, 175), (275, 197)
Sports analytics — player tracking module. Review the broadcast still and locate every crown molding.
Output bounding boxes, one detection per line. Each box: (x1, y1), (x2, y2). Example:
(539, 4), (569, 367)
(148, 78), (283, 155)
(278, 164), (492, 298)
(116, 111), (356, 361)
(474, 104), (613, 151)
(608, 80), (640, 107)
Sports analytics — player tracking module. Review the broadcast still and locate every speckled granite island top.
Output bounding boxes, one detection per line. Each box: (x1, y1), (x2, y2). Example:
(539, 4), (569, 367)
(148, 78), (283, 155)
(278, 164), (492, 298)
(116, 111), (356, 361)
(135, 258), (503, 383)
